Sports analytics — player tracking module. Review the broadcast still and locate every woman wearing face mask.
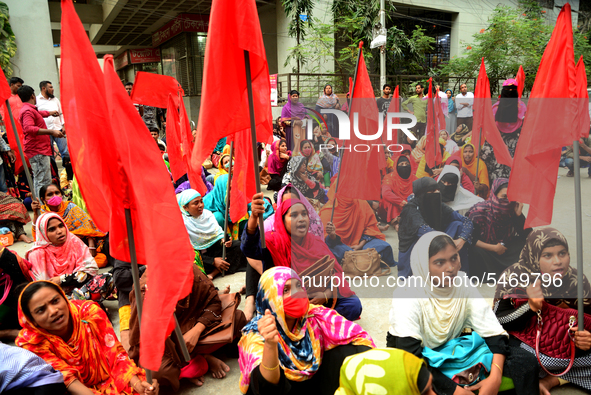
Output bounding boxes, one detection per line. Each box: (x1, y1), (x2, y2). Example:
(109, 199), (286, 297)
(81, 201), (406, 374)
(16, 281), (157, 395)
(494, 228), (591, 393)
(31, 182), (107, 261)
(244, 194), (364, 321)
(436, 165), (483, 216)
(467, 178), (531, 280)
(299, 140), (324, 182)
(238, 266), (374, 395)
(379, 150), (417, 228)
(281, 90), (307, 154)
(267, 139), (291, 192)
(388, 232), (538, 395)
(445, 89), (457, 135)
(213, 153), (232, 185)
(445, 153), (474, 193)
(25, 213), (104, 300)
(397, 178), (474, 278)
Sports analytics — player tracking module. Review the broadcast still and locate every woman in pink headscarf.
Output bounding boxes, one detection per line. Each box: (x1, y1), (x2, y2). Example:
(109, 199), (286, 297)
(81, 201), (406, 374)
(267, 139), (291, 191)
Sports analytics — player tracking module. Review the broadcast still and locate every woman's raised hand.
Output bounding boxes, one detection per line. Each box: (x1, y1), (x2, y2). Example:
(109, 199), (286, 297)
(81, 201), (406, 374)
(258, 309), (279, 346)
(247, 192), (265, 234)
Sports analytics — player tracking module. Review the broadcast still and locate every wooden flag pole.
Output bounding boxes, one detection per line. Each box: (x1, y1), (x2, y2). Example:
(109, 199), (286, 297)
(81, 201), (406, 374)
(221, 140), (235, 276)
(330, 42), (363, 223)
(572, 141), (585, 330)
(124, 208), (190, 381)
(5, 100), (36, 199)
(475, 127), (483, 178)
(243, 50), (266, 248)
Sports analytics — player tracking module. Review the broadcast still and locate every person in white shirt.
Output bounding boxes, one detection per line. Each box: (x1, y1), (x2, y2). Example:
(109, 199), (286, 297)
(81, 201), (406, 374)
(36, 81), (72, 180)
(455, 83), (474, 131)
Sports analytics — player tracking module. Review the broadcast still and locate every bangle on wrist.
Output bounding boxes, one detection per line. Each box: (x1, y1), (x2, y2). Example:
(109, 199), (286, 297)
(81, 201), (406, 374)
(492, 362), (502, 374)
(260, 361), (280, 371)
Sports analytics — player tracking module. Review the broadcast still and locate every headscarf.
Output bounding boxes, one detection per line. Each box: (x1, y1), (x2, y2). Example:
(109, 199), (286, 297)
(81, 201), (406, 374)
(411, 136), (427, 164)
(214, 153), (230, 182)
(300, 140), (323, 175)
(390, 232), (507, 349)
(436, 166), (483, 212)
(282, 156), (318, 196)
(238, 267), (375, 393)
(445, 153), (474, 193)
(335, 348), (429, 395)
(264, 184), (324, 238)
(267, 139), (290, 175)
(321, 137), (341, 177)
(315, 84), (339, 109)
(40, 201), (106, 239)
(177, 189), (224, 250)
(467, 178), (516, 244)
(213, 137), (227, 153)
(203, 173), (230, 214)
(265, 198), (354, 297)
(450, 124), (470, 146)
(26, 213), (98, 281)
(0, 192), (31, 224)
(494, 228), (591, 310)
(461, 143), (490, 187)
(382, 155), (417, 216)
(319, 175), (386, 246)
(445, 89), (455, 113)
(282, 91), (307, 120)
(440, 129), (459, 155)
(492, 79), (527, 133)
(16, 281), (145, 391)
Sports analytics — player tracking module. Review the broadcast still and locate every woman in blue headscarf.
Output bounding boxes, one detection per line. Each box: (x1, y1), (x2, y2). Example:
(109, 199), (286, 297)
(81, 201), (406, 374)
(178, 188), (247, 280)
(445, 89), (457, 135)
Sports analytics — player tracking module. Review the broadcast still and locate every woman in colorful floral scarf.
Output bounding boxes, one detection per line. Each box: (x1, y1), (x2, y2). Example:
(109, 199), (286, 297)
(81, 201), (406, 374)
(238, 266), (374, 395)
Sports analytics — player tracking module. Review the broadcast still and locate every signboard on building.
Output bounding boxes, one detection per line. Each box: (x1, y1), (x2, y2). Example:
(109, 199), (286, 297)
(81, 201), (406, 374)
(270, 74), (278, 107)
(152, 14), (209, 47)
(114, 52), (129, 70)
(130, 48), (161, 64)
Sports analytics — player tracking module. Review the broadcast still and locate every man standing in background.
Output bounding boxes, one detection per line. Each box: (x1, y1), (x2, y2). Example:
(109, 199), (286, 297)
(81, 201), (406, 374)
(376, 84), (392, 118)
(402, 83), (427, 140)
(8, 77), (23, 120)
(456, 83), (474, 131)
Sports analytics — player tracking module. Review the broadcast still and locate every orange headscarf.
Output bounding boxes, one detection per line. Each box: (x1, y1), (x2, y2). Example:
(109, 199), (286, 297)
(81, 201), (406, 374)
(461, 143), (489, 187)
(16, 281), (145, 393)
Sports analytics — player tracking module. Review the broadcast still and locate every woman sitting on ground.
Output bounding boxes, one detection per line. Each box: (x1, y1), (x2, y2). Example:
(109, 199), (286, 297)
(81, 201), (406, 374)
(379, 149), (417, 228)
(388, 232), (539, 395)
(129, 266), (247, 391)
(450, 123), (471, 147)
(461, 143), (490, 199)
(415, 138), (450, 179)
(0, 246), (32, 341)
(397, 178), (473, 278)
(439, 129), (459, 156)
(299, 140), (324, 185)
(16, 281), (158, 395)
(494, 228), (591, 394)
(319, 176), (396, 266)
(267, 139), (291, 192)
(320, 138), (341, 179)
(467, 178), (530, 280)
(242, 193), (364, 321)
(282, 156), (327, 203)
(32, 183), (107, 261)
(238, 266), (374, 395)
(0, 191), (33, 243)
(178, 189), (247, 280)
(436, 165), (483, 216)
(445, 152), (474, 193)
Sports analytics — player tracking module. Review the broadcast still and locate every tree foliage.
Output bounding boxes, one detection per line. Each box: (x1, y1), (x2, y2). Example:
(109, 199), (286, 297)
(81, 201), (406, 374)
(281, 0), (314, 74)
(0, 2), (16, 77)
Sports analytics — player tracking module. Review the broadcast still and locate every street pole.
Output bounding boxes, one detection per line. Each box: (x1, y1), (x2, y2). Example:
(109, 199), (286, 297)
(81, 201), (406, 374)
(379, 0), (386, 90)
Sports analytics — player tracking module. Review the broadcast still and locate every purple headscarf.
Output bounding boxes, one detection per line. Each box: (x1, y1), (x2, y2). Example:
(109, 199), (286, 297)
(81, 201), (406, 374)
(281, 93), (307, 120)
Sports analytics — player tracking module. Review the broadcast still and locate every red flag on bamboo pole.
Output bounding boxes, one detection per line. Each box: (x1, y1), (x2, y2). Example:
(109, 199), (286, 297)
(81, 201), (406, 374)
(434, 88), (447, 133)
(335, 43), (384, 200)
(508, 3), (576, 227)
(130, 72), (184, 108)
(473, 58), (513, 167)
(575, 56), (590, 139)
(191, 0), (272, 196)
(165, 94), (188, 181)
(516, 65), (525, 98)
(425, 78), (442, 169)
(0, 67), (25, 175)
(61, 0), (193, 370)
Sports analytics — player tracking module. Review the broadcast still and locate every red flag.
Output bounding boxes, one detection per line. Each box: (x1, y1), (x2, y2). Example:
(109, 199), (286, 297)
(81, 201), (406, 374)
(433, 88), (447, 133)
(61, 0), (194, 370)
(425, 78), (442, 169)
(508, 3), (576, 227)
(473, 58), (513, 167)
(0, 68), (25, 174)
(516, 65), (525, 98)
(165, 95), (188, 181)
(575, 56), (590, 139)
(178, 98), (200, 188)
(336, 45), (384, 200)
(130, 72), (184, 108)
(226, 130), (254, 222)
(191, 0), (272, 195)
(386, 85), (400, 143)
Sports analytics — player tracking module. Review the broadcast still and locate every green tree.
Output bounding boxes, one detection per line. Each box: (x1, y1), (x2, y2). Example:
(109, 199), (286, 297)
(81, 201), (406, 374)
(282, 0), (314, 75)
(0, 2), (16, 77)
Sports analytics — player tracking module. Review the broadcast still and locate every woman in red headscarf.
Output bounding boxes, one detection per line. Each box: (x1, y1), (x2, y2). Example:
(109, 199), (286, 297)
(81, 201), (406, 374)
(379, 149), (417, 227)
(445, 152), (475, 193)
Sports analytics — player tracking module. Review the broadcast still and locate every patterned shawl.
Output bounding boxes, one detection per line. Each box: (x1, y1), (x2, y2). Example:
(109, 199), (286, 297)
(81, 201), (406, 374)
(0, 192), (31, 224)
(466, 178), (515, 244)
(494, 228), (591, 309)
(451, 124), (470, 146)
(282, 96), (307, 120)
(282, 156), (320, 196)
(16, 281), (145, 392)
(26, 213), (98, 281)
(315, 85), (339, 109)
(177, 189), (224, 250)
(264, 183), (324, 238)
(238, 267), (374, 393)
(40, 201), (106, 238)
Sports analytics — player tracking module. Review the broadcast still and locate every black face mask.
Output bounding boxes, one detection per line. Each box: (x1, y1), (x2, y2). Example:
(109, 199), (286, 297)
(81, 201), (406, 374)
(438, 173), (459, 203)
(496, 86), (519, 123)
(419, 192), (443, 231)
(397, 165), (412, 179)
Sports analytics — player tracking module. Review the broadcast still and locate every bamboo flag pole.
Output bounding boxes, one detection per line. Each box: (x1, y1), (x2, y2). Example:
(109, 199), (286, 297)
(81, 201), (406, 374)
(475, 127), (483, 178)
(572, 140), (585, 330)
(221, 141), (235, 276)
(330, 42), (364, 223)
(243, 50), (266, 248)
(5, 101), (36, 199)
